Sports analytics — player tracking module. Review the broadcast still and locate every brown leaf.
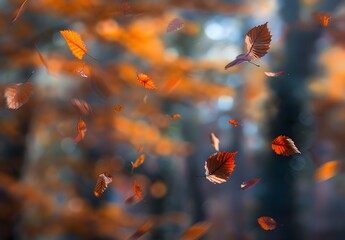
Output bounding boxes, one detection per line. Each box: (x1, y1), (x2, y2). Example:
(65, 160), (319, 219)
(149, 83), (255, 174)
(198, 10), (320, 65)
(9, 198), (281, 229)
(314, 160), (339, 181)
(71, 99), (92, 115)
(12, 0), (29, 23)
(127, 219), (155, 240)
(131, 154), (145, 169)
(257, 216), (277, 230)
(272, 135), (300, 156)
(181, 222), (210, 240)
(167, 18), (185, 32)
(137, 73), (157, 90)
(245, 22), (272, 60)
(4, 82), (33, 109)
(241, 178), (261, 190)
(209, 132), (220, 151)
(60, 30), (88, 60)
(264, 71), (285, 77)
(74, 118), (87, 143)
(94, 173), (112, 198)
(114, 104), (123, 112)
(205, 152), (237, 184)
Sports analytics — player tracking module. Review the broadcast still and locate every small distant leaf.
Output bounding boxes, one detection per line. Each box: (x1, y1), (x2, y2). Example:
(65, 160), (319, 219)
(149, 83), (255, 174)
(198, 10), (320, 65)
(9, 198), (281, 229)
(4, 82), (33, 109)
(127, 219), (155, 240)
(167, 18), (185, 32)
(181, 222), (210, 240)
(210, 132), (220, 151)
(205, 152), (237, 184)
(315, 160), (339, 181)
(228, 119), (239, 127)
(94, 173), (112, 198)
(245, 22), (272, 60)
(131, 154), (145, 169)
(143, 95), (148, 103)
(241, 178), (261, 190)
(121, 0), (133, 16)
(12, 0), (29, 23)
(171, 114), (181, 119)
(257, 216), (277, 230)
(313, 12), (331, 27)
(125, 181), (143, 204)
(137, 145), (144, 152)
(114, 105), (123, 112)
(60, 30), (88, 60)
(71, 99), (92, 115)
(272, 135), (300, 156)
(264, 71), (285, 77)
(164, 78), (181, 94)
(74, 118), (87, 143)
(36, 48), (49, 72)
(137, 73), (157, 90)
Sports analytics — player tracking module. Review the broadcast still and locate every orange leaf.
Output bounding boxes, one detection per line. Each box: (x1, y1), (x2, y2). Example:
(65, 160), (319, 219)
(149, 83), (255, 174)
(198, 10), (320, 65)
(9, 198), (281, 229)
(4, 82), (33, 109)
(209, 132), (220, 152)
(228, 119), (239, 127)
(164, 78), (181, 94)
(181, 222), (210, 240)
(12, 0), (29, 23)
(60, 30), (88, 60)
(264, 71), (285, 77)
(167, 18), (185, 32)
(127, 219), (155, 240)
(257, 216), (277, 230)
(71, 98), (92, 115)
(74, 118), (87, 143)
(114, 104), (123, 112)
(205, 152), (237, 184)
(131, 154), (145, 169)
(94, 173), (112, 198)
(125, 181), (143, 204)
(137, 145), (144, 152)
(313, 12), (331, 27)
(171, 114), (181, 119)
(245, 22), (272, 60)
(314, 160), (339, 181)
(137, 73), (157, 90)
(241, 178), (261, 190)
(272, 135), (300, 156)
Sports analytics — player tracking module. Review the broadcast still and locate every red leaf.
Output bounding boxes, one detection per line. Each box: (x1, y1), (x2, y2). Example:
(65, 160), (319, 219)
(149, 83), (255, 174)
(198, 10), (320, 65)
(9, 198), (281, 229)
(12, 0), (29, 23)
(313, 12), (331, 27)
(264, 71), (285, 77)
(4, 82), (33, 109)
(241, 178), (261, 190)
(257, 216), (277, 230)
(125, 181), (143, 204)
(205, 152), (237, 184)
(74, 118), (87, 143)
(245, 22), (272, 60)
(94, 173), (112, 198)
(167, 18), (185, 32)
(171, 114), (181, 119)
(272, 135), (300, 156)
(228, 119), (239, 127)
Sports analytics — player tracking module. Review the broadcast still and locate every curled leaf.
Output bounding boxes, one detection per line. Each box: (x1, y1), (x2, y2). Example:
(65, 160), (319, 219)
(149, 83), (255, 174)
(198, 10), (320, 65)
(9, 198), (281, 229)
(60, 30), (87, 60)
(315, 160), (339, 181)
(181, 222), (210, 240)
(241, 178), (261, 190)
(228, 119), (239, 127)
(12, 0), (29, 23)
(131, 154), (145, 169)
(264, 71), (285, 77)
(313, 12), (331, 27)
(71, 98), (92, 115)
(4, 82), (33, 109)
(272, 135), (300, 156)
(94, 173), (112, 198)
(167, 18), (185, 32)
(257, 216), (277, 230)
(137, 73), (157, 90)
(74, 118), (87, 143)
(210, 132), (220, 152)
(205, 151), (237, 184)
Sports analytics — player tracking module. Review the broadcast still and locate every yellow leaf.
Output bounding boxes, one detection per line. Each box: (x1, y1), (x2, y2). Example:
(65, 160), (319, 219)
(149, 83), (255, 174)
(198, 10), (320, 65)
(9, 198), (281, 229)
(60, 30), (87, 60)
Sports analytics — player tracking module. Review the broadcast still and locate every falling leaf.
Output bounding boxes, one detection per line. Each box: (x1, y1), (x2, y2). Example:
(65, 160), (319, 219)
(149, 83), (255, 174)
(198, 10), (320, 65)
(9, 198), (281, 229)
(114, 105), (123, 112)
(121, 0), (133, 16)
(164, 78), (181, 94)
(228, 119), (239, 127)
(205, 151), (237, 184)
(131, 154), (145, 169)
(210, 133), (220, 152)
(257, 216), (277, 230)
(4, 82), (33, 109)
(71, 99), (92, 115)
(241, 178), (261, 190)
(137, 73), (157, 90)
(125, 181), (143, 204)
(171, 114), (181, 119)
(313, 12), (331, 27)
(36, 48), (49, 72)
(314, 160), (339, 181)
(225, 22), (271, 69)
(60, 30), (88, 60)
(12, 0), (29, 23)
(181, 222), (210, 240)
(143, 95), (148, 103)
(76, 68), (88, 78)
(137, 145), (143, 152)
(167, 18), (185, 32)
(94, 173), (112, 198)
(264, 71), (285, 77)
(127, 219), (155, 240)
(272, 135), (300, 156)
(74, 118), (87, 143)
